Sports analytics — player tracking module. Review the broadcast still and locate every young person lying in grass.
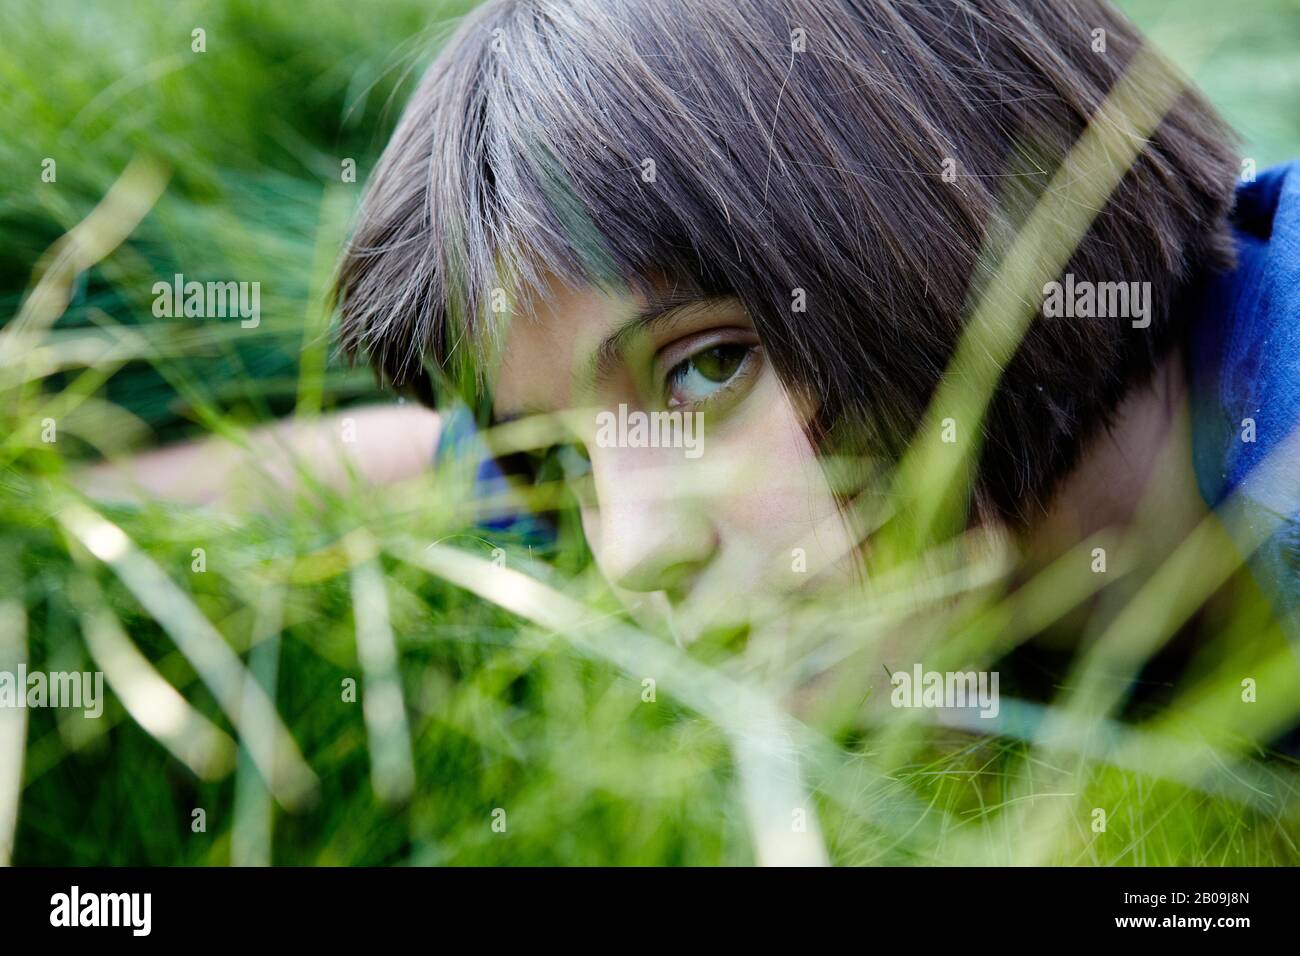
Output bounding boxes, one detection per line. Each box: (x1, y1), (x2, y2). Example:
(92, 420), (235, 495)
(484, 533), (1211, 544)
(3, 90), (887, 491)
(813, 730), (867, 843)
(90, 0), (1299, 651)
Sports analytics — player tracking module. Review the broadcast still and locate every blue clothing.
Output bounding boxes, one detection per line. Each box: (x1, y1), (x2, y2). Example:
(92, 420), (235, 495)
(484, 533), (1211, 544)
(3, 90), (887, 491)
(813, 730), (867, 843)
(434, 402), (557, 551)
(1188, 160), (1300, 646)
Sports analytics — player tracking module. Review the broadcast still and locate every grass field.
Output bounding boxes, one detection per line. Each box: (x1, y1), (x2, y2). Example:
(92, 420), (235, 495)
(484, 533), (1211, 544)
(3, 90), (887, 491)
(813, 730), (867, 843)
(1, 0), (1298, 865)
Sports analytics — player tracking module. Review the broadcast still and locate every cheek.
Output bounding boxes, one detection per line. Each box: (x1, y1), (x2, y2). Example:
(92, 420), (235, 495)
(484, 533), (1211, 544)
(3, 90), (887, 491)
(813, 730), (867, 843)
(696, 372), (859, 593)
(711, 372), (842, 535)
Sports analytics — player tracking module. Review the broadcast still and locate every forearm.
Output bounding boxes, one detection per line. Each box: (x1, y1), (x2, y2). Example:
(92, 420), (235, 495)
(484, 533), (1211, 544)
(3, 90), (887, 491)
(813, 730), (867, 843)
(77, 404), (441, 507)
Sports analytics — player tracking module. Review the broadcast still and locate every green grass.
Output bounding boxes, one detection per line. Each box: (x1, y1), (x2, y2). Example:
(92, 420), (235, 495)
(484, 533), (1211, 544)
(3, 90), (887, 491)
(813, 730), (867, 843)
(1, 0), (1298, 866)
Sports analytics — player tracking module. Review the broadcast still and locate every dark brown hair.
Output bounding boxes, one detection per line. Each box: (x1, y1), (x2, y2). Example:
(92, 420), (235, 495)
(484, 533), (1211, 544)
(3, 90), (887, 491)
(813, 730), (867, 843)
(334, 0), (1238, 523)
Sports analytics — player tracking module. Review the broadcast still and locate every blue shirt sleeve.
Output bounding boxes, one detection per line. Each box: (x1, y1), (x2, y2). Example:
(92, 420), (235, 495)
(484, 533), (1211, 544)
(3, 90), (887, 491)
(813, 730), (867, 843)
(433, 403), (559, 550)
(1188, 159), (1300, 646)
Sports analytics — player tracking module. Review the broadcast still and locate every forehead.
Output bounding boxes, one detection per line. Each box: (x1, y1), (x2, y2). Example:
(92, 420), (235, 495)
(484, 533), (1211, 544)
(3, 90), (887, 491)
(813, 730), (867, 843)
(492, 274), (637, 421)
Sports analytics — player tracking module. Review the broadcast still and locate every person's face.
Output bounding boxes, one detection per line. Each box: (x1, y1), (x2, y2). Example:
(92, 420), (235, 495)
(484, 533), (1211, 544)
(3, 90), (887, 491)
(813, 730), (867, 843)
(491, 273), (860, 642)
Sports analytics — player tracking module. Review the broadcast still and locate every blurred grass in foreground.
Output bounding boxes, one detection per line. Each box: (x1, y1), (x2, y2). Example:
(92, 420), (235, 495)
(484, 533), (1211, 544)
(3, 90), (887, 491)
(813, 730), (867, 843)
(0, 0), (1298, 865)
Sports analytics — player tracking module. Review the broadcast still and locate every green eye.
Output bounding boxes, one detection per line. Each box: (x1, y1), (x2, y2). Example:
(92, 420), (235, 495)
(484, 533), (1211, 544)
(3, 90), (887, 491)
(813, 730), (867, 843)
(666, 344), (753, 407)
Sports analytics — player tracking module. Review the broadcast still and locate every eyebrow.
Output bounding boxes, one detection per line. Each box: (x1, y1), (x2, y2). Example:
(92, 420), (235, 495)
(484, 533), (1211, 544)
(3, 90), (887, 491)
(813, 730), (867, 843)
(581, 295), (735, 392)
(493, 294), (736, 425)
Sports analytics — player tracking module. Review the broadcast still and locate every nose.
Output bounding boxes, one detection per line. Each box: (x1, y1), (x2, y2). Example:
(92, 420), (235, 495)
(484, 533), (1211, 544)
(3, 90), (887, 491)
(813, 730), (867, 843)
(585, 445), (719, 596)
